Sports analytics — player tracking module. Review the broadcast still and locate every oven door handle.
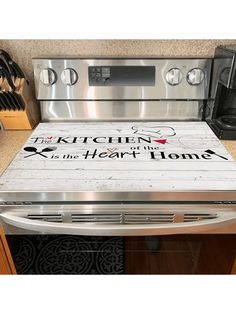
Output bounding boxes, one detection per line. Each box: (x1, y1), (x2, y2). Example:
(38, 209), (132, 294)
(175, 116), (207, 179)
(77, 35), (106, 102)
(1, 211), (236, 235)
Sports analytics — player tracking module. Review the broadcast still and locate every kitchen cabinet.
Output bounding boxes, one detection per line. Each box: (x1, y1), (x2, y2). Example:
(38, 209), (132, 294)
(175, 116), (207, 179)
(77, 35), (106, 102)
(231, 258), (236, 274)
(0, 224), (16, 274)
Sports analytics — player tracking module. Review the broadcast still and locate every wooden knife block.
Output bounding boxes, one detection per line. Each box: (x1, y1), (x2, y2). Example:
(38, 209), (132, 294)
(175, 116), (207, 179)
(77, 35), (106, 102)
(0, 78), (40, 130)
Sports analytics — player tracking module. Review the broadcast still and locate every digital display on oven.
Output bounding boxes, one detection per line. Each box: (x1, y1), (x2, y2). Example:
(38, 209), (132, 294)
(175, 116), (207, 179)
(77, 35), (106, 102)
(88, 66), (155, 86)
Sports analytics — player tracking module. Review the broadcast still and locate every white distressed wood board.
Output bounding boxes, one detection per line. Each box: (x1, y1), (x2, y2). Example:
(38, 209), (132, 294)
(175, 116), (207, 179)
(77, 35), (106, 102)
(0, 121), (236, 192)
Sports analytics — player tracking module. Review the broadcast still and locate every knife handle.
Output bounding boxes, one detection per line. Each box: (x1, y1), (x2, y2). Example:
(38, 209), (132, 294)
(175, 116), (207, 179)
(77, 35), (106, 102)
(0, 50), (29, 86)
(0, 66), (16, 91)
(0, 54), (15, 77)
(10, 61), (26, 79)
(0, 49), (12, 61)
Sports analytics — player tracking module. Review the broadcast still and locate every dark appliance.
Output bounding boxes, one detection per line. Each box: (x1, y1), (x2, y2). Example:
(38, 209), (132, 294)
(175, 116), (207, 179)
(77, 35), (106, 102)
(1, 56), (236, 275)
(208, 45), (236, 139)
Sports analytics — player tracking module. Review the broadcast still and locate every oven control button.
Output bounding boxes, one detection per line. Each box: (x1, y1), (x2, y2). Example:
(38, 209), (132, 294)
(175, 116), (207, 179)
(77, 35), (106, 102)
(104, 78), (110, 85)
(187, 68), (205, 85)
(166, 68), (183, 86)
(61, 68), (78, 86)
(40, 68), (57, 85)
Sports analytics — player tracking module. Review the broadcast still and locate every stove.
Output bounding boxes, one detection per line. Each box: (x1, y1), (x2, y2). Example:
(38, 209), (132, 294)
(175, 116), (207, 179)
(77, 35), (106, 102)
(1, 56), (236, 237)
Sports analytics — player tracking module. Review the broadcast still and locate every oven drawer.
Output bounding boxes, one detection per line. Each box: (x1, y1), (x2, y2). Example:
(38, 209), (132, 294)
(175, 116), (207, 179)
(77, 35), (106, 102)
(1, 204), (236, 235)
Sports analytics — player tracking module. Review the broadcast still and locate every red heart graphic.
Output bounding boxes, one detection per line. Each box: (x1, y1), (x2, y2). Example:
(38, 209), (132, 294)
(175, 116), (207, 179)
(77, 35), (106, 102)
(47, 136), (53, 139)
(153, 139), (167, 144)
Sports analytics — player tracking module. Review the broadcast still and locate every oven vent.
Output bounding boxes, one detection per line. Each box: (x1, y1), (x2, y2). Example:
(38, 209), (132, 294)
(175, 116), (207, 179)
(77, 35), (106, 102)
(27, 214), (63, 223)
(71, 214), (122, 224)
(25, 212), (219, 225)
(124, 213), (174, 224)
(183, 213), (218, 222)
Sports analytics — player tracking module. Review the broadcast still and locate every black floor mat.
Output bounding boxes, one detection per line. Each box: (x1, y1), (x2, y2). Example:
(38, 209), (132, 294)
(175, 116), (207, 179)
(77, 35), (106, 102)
(7, 235), (124, 274)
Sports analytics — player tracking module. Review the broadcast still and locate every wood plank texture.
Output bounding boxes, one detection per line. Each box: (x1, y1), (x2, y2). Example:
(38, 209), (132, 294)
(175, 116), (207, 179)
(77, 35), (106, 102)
(1, 121), (236, 192)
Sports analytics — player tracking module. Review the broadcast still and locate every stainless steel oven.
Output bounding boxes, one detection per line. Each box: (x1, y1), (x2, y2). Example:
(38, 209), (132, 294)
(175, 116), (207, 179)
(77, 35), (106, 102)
(1, 56), (236, 274)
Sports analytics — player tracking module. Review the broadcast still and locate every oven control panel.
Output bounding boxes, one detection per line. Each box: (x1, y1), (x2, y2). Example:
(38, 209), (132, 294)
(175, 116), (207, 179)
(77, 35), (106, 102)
(88, 66), (155, 86)
(33, 58), (212, 100)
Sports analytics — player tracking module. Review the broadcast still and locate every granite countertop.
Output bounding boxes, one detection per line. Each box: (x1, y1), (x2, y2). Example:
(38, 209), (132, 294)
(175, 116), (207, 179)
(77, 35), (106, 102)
(0, 130), (32, 175)
(1, 130), (236, 176)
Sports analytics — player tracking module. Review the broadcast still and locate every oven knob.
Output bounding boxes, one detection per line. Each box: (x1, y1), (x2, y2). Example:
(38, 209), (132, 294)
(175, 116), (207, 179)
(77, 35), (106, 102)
(40, 68), (57, 85)
(166, 68), (183, 86)
(187, 68), (205, 85)
(61, 68), (78, 86)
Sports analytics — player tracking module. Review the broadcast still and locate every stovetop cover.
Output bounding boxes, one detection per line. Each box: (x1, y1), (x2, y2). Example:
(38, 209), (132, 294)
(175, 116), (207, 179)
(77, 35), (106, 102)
(0, 122), (236, 202)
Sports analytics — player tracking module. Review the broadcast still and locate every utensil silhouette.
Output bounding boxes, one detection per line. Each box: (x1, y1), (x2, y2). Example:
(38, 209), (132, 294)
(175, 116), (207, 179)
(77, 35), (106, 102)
(205, 149), (228, 160)
(41, 147), (57, 152)
(24, 146), (57, 158)
(24, 147), (37, 153)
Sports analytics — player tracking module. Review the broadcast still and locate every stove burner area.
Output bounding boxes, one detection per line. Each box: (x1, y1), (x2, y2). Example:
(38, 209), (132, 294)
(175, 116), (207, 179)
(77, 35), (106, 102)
(6, 235), (124, 274)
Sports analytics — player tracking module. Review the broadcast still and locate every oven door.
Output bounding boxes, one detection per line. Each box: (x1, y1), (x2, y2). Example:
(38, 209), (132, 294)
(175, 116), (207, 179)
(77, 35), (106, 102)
(2, 204), (236, 274)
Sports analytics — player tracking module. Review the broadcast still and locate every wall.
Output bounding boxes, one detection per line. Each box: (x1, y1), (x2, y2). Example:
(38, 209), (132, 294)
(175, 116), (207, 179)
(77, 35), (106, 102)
(1, 40), (236, 84)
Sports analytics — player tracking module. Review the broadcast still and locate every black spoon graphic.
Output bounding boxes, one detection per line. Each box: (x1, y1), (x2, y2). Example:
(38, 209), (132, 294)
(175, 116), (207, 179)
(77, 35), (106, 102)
(24, 146), (57, 158)
(205, 149), (228, 160)
(41, 147), (57, 153)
